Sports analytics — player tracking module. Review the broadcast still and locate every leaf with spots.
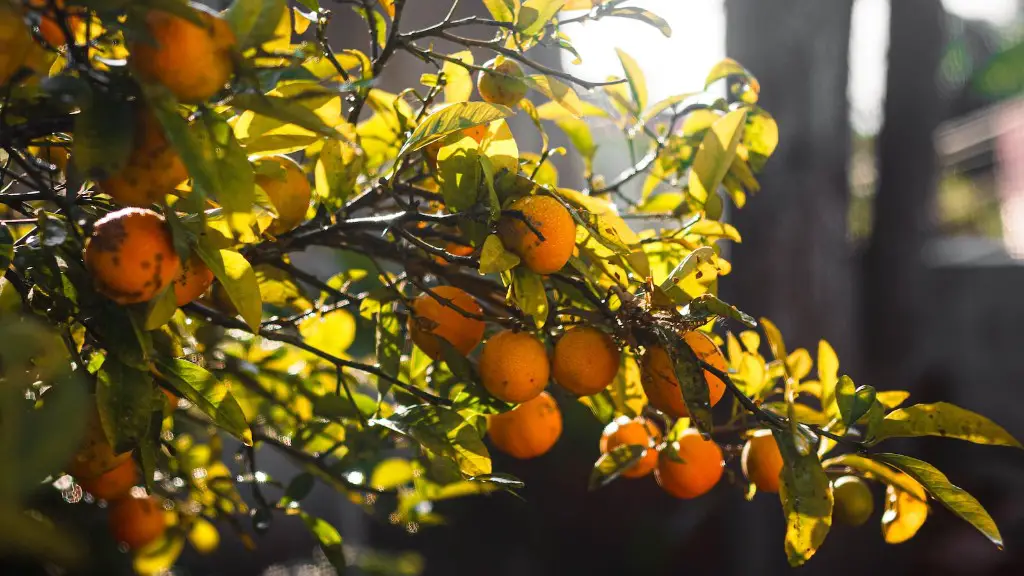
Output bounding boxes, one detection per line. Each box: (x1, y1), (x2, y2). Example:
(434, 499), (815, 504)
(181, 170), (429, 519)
(871, 402), (1022, 448)
(155, 358), (252, 446)
(774, 426), (832, 567)
(194, 238), (262, 332)
(96, 357), (157, 453)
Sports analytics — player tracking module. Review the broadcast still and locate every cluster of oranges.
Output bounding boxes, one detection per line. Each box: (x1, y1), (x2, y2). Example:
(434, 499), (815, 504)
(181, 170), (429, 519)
(69, 410), (168, 550)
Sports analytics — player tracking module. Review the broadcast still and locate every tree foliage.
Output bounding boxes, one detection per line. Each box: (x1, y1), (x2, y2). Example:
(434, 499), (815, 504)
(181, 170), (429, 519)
(0, 0), (1017, 572)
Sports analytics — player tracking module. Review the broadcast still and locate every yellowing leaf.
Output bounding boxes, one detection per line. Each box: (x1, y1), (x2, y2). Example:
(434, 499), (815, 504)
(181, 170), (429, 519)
(134, 534), (185, 576)
(370, 458), (415, 490)
(299, 310), (356, 360)
(479, 234), (520, 275)
(517, 0), (566, 36)
(510, 268), (548, 328)
(558, 188), (638, 250)
(442, 51), (475, 103)
(526, 75), (583, 117)
(876, 390), (911, 409)
(436, 134), (482, 212)
(873, 402), (1022, 448)
(689, 108), (748, 204)
(187, 518), (220, 554)
(882, 484), (929, 544)
(818, 339), (839, 415)
(759, 317), (787, 362)
(685, 219), (742, 242)
(483, 0), (518, 22)
(775, 427), (832, 567)
(481, 119), (519, 174)
(195, 244), (262, 333)
(821, 453), (926, 500)
(535, 100), (606, 120)
(705, 58), (760, 96)
(615, 48), (647, 112)
(398, 101), (513, 158)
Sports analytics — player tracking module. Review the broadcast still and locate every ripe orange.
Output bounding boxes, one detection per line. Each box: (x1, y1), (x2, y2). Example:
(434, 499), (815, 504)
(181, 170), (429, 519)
(488, 391), (562, 459)
(479, 329), (550, 403)
(84, 208), (181, 304)
(552, 326), (620, 396)
(78, 458), (138, 501)
(408, 286), (485, 359)
(433, 242), (475, 265)
(108, 496), (167, 550)
(641, 333), (727, 418)
(498, 195), (576, 275)
(255, 155), (312, 235)
(131, 4), (236, 103)
(27, 0), (84, 47)
(833, 476), (874, 526)
(68, 406), (132, 480)
(599, 416), (662, 478)
(172, 253), (214, 306)
(741, 429), (783, 493)
(477, 57), (528, 107)
(655, 428), (724, 499)
(99, 109), (188, 207)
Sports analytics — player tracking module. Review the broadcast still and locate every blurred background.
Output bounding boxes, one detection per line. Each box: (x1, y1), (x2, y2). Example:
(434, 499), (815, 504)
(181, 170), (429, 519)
(22, 0), (1024, 574)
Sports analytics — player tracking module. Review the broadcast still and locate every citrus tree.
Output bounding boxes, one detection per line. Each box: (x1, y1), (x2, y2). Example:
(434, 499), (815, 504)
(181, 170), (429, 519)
(0, 0), (1019, 573)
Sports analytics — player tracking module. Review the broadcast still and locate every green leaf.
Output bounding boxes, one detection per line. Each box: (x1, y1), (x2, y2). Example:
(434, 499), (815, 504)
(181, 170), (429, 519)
(300, 513), (346, 572)
(682, 294), (757, 328)
(313, 393), (376, 421)
(371, 404), (492, 477)
(353, 4), (387, 49)
(688, 108), (747, 204)
(478, 234), (520, 275)
(871, 453), (1003, 548)
(375, 302), (402, 395)
(615, 48), (647, 112)
(773, 427), (833, 567)
(144, 284), (178, 330)
(973, 39), (1024, 98)
(664, 334), (713, 435)
(441, 50), (474, 103)
(608, 6), (672, 37)
(284, 472), (315, 502)
(194, 241), (262, 332)
(314, 139), (363, 209)
(588, 444), (644, 491)
(517, 0), (565, 36)
(835, 376), (875, 428)
(96, 359), (155, 453)
(510, 267), (548, 328)
(72, 89), (134, 181)
(397, 101), (512, 158)
(224, 0), (288, 50)
(483, 0), (517, 22)
(554, 118), (595, 160)
(871, 402), (1022, 448)
(156, 358), (253, 445)
(231, 93), (343, 139)
(436, 136), (482, 212)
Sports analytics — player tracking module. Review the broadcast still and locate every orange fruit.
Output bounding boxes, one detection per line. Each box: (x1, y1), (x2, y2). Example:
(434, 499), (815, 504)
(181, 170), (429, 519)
(255, 155), (312, 235)
(477, 57), (528, 107)
(99, 109), (188, 207)
(741, 429), (783, 493)
(655, 428), (724, 499)
(78, 458), (138, 501)
(426, 124), (488, 166)
(497, 195), (575, 275)
(488, 391), (562, 459)
(641, 333), (727, 418)
(68, 405), (132, 480)
(552, 326), (620, 396)
(28, 0), (85, 47)
(833, 476), (874, 526)
(434, 242), (474, 265)
(172, 253), (214, 306)
(84, 208), (181, 304)
(599, 416), (662, 478)
(408, 286), (485, 359)
(108, 496), (167, 550)
(162, 387), (178, 406)
(479, 330), (549, 403)
(130, 4), (236, 103)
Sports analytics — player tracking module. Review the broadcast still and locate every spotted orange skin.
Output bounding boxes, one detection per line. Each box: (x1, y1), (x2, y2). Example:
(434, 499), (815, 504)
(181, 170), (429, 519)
(78, 458), (138, 501)
(99, 110), (188, 207)
(655, 429), (724, 499)
(172, 253), (214, 306)
(488, 391), (562, 459)
(477, 57), (528, 107)
(552, 326), (620, 396)
(741, 429), (784, 493)
(130, 5), (236, 103)
(84, 208), (181, 304)
(479, 330), (550, 403)
(600, 416), (662, 478)
(256, 155), (312, 235)
(408, 286), (485, 359)
(109, 496), (167, 550)
(68, 406), (132, 480)
(641, 332), (727, 418)
(498, 195), (576, 275)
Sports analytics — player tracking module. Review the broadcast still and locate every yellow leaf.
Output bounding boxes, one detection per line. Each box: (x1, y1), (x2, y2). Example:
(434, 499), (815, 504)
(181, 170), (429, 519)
(526, 75), (583, 117)
(558, 188), (638, 247)
(615, 48), (647, 112)
(535, 100), (607, 120)
(882, 484), (929, 544)
(134, 534), (185, 576)
(785, 348), (812, 381)
(370, 458), (415, 490)
(442, 50), (474, 103)
(873, 403), (1022, 448)
(479, 234), (520, 275)
(481, 119), (519, 174)
(689, 108), (748, 204)
(292, 7), (312, 34)
(187, 517), (220, 554)
(299, 310), (356, 360)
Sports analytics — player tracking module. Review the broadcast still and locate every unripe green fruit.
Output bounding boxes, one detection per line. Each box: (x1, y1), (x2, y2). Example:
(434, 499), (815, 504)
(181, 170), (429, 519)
(477, 57), (528, 107)
(833, 476), (874, 526)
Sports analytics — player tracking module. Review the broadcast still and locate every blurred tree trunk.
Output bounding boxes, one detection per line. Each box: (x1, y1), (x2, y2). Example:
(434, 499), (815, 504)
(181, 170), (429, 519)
(722, 0), (857, 367)
(863, 0), (946, 387)
(722, 2), (855, 573)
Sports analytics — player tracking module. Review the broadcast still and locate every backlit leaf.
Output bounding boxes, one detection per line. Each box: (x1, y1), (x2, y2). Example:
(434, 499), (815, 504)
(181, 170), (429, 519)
(96, 358), (155, 453)
(479, 234), (520, 275)
(194, 242), (262, 332)
(588, 444), (643, 490)
(872, 402), (1022, 448)
(882, 484), (929, 544)
(526, 75), (583, 117)
(517, 0), (565, 36)
(371, 404), (492, 477)
(397, 101), (513, 158)
(225, 0), (288, 50)
(608, 6), (671, 37)
(774, 427), (833, 567)
(442, 50), (474, 103)
(615, 48), (647, 112)
(836, 376), (875, 427)
(156, 358), (253, 445)
(510, 267), (548, 328)
(688, 108), (747, 204)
